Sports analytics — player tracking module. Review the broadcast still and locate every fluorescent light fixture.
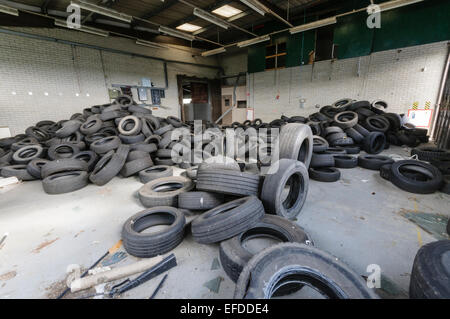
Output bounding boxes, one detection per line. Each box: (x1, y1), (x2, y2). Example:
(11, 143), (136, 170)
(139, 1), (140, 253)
(289, 17), (337, 34)
(212, 5), (243, 18)
(71, 0), (132, 23)
(0, 4), (19, 16)
(54, 19), (109, 37)
(159, 26), (196, 41)
(193, 8), (230, 30)
(237, 35), (270, 48)
(136, 39), (167, 49)
(201, 47), (226, 57)
(176, 23), (202, 32)
(239, 0), (269, 16)
(377, 0), (424, 12)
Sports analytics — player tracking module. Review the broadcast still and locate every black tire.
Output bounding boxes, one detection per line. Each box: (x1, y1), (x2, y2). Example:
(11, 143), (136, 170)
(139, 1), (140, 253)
(1, 165), (36, 181)
(310, 153), (335, 168)
(409, 240), (450, 299)
(119, 134), (145, 144)
(120, 157), (154, 177)
(279, 123), (313, 168)
(365, 115), (390, 133)
(390, 160), (443, 194)
(48, 143), (80, 160)
(380, 164), (393, 181)
(439, 175), (450, 195)
(312, 136), (329, 153)
(429, 159), (450, 175)
(80, 116), (102, 135)
(154, 124), (174, 136)
(122, 207), (186, 258)
(324, 126), (344, 136)
(12, 145), (44, 164)
(139, 165), (173, 183)
(196, 169), (261, 197)
(191, 196), (265, 244)
(55, 120), (81, 138)
(335, 145), (360, 154)
(334, 111), (358, 129)
(309, 167), (341, 182)
(167, 116), (183, 128)
(334, 155), (358, 168)
(234, 243), (379, 299)
(71, 151), (98, 172)
(331, 137), (355, 147)
(27, 158), (50, 179)
(41, 158), (88, 178)
(345, 128), (364, 144)
(118, 116), (142, 136)
(178, 191), (224, 210)
(185, 166), (198, 180)
(354, 124), (370, 137)
(358, 155), (394, 170)
(411, 147), (450, 162)
(220, 215), (312, 282)
(260, 159), (309, 219)
(324, 147), (347, 155)
(327, 132), (347, 143)
(90, 136), (121, 154)
(89, 145), (129, 186)
(42, 171), (88, 194)
(362, 132), (386, 154)
(138, 176), (194, 207)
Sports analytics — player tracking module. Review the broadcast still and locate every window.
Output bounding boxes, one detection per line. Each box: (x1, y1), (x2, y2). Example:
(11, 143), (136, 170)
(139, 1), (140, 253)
(265, 42), (286, 70)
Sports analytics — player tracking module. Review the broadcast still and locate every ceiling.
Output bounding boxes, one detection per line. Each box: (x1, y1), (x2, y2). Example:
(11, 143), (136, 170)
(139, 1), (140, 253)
(0, 0), (343, 49)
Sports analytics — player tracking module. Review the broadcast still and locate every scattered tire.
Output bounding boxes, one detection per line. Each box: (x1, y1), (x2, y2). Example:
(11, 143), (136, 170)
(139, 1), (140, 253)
(138, 176), (194, 207)
(196, 169), (261, 197)
(389, 160), (443, 194)
(191, 196), (265, 244)
(41, 158), (88, 179)
(12, 145), (44, 164)
(409, 240), (450, 299)
(309, 167), (341, 182)
(358, 155), (394, 171)
(90, 136), (121, 154)
(279, 123), (313, 168)
(1, 165), (36, 181)
(48, 143), (80, 160)
(334, 155), (358, 168)
(312, 136), (329, 153)
(27, 158), (50, 179)
(178, 191), (224, 210)
(139, 165), (173, 183)
(89, 145), (129, 186)
(334, 111), (358, 129)
(42, 171), (88, 194)
(234, 243), (379, 299)
(411, 147), (450, 162)
(362, 132), (386, 154)
(439, 175), (450, 195)
(122, 207), (186, 258)
(220, 215), (312, 282)
(310, 153), (335, 168)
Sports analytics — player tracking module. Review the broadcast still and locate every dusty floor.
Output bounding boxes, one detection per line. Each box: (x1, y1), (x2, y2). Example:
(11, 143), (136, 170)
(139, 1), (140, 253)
(0, 146), (449, 299)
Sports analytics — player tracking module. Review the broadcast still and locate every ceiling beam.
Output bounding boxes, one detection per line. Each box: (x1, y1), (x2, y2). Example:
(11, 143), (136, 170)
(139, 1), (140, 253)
(140, 0), (179, 20)
(41, 0), (52, 14)
(81, 0), (116, 24)
(168, 0), (232, 28)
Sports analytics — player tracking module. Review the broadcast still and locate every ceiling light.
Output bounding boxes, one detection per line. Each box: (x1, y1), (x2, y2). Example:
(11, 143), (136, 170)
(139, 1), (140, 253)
(201, 47), (226, 57)
(376, 0), (424, 12)
(289, 17), (337, 34)
(0, 4), (19, 16)
(237, 35), (270, 48)
(136, 39), (167, 49)
(176, 23), (202, 32)
(212, 5), (243, 18)
(194, 8), (229, 30)
(239, 0), (269, 16)
(159, 26), (196, 41)
(54, 19), (109, 37)
(71, 0), (132, 23)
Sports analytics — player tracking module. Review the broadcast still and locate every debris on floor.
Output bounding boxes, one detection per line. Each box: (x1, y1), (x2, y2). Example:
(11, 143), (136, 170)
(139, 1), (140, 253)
(203, 276), (224, 294)
(401, 211), (449, 240)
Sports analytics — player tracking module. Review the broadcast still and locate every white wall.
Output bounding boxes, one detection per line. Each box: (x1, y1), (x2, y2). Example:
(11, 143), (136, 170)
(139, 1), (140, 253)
(0, 27), (220, 135)
(234, 41), (448, 123)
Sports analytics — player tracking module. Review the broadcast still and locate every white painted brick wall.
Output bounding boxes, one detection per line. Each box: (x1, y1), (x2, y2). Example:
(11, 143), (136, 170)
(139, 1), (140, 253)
(0, 27), (220, 135)
(244, 41), (449, 122)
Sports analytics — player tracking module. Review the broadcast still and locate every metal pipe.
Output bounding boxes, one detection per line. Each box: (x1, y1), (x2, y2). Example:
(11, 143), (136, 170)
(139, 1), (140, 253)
(0, 28), (223, 72)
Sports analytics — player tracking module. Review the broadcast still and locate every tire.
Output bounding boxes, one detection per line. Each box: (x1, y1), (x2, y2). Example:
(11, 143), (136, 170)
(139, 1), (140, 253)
(409, 240), (450, 299)
(154, 124), (174, 136)
(80, 116), (102, 135)
(390, 160), (443, 194)
(1, 165), (36, 181)
(439, 175), (450, 195)
(260, 159), (309, 219)
(120, 157), (154, 177)
(313, 136), (329, 153)
(196, 169), (261, 197)
(279, 123), (313, 168)
(411, 147), (450, 162)
(430, 159), (450, 175)
(345, 128), (364, 144)
(27, 158), (50, 179)
(42, 171), (88, 194)
(138, 176), (194, 207)
(220, 215), (312, 282)
(234, 243), (379, 299)
(354, 124), (370, 137)
(336, 145), (360, 154)
(167, 116), (183, 128)
(327, 132), (347, 143)
(380, 164), (393, 181)
(324, 147), (347, 155)
(309, 167), (341, 182)
(365, 115), (390, 133)
(310, 153), (335, 168)
(178, 191), (224, 210)
(90, 136), (121, 154)
(331, 137), (355, 147)
(362, 132), (386, 154)
(185, 166), (198, 180)
(71, 151), (98, 172)
(127, 150), (150, 162)
(55, 120), (81, 138)
(358, 155), (394, 170)
(332, 98), (353, 110)
(89, 145), (129, 186)
(334, 155), (358, 168)
(324, 126), (344, 136)
(198, 157), (241, 172)
(41, 158), (88, 178)
(118, 116), (142, 136)
(12, 145), (44, 164)
(122, 207), (186, 258)
(48, 143), (80, 160)
(191, 196), (265, 244)
(334, 111), (358, 129)
(139, 165), (173, 183)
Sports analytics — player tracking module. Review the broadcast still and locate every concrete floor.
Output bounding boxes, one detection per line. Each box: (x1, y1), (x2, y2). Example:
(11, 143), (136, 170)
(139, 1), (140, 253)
(0, 146), (449, 299)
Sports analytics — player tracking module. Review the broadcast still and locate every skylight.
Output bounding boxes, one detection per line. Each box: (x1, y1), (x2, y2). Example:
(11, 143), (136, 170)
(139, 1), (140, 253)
(176, 23), (202, 32)
(212, 5), (243, 18)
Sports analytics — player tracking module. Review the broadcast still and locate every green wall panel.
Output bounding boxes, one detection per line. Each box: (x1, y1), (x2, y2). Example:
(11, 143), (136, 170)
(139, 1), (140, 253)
(286, 30), (316, 67)
(247, 44), (266, 73)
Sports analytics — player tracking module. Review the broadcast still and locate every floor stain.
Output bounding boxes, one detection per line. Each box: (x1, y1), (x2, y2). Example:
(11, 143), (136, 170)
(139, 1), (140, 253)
(74, 230), (84, 238)
(0, 271), (17, 281)
(400, 211), (449, 240)
(44, 228), (55, 237)
(32, 238), (59, 254)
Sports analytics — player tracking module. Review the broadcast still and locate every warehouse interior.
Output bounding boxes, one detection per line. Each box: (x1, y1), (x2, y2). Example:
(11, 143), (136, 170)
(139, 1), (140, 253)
(0, 0), (449, 300)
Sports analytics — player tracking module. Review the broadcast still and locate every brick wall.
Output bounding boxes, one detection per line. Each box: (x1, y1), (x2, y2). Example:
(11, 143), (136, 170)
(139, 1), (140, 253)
(0, 27), (220, 135)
